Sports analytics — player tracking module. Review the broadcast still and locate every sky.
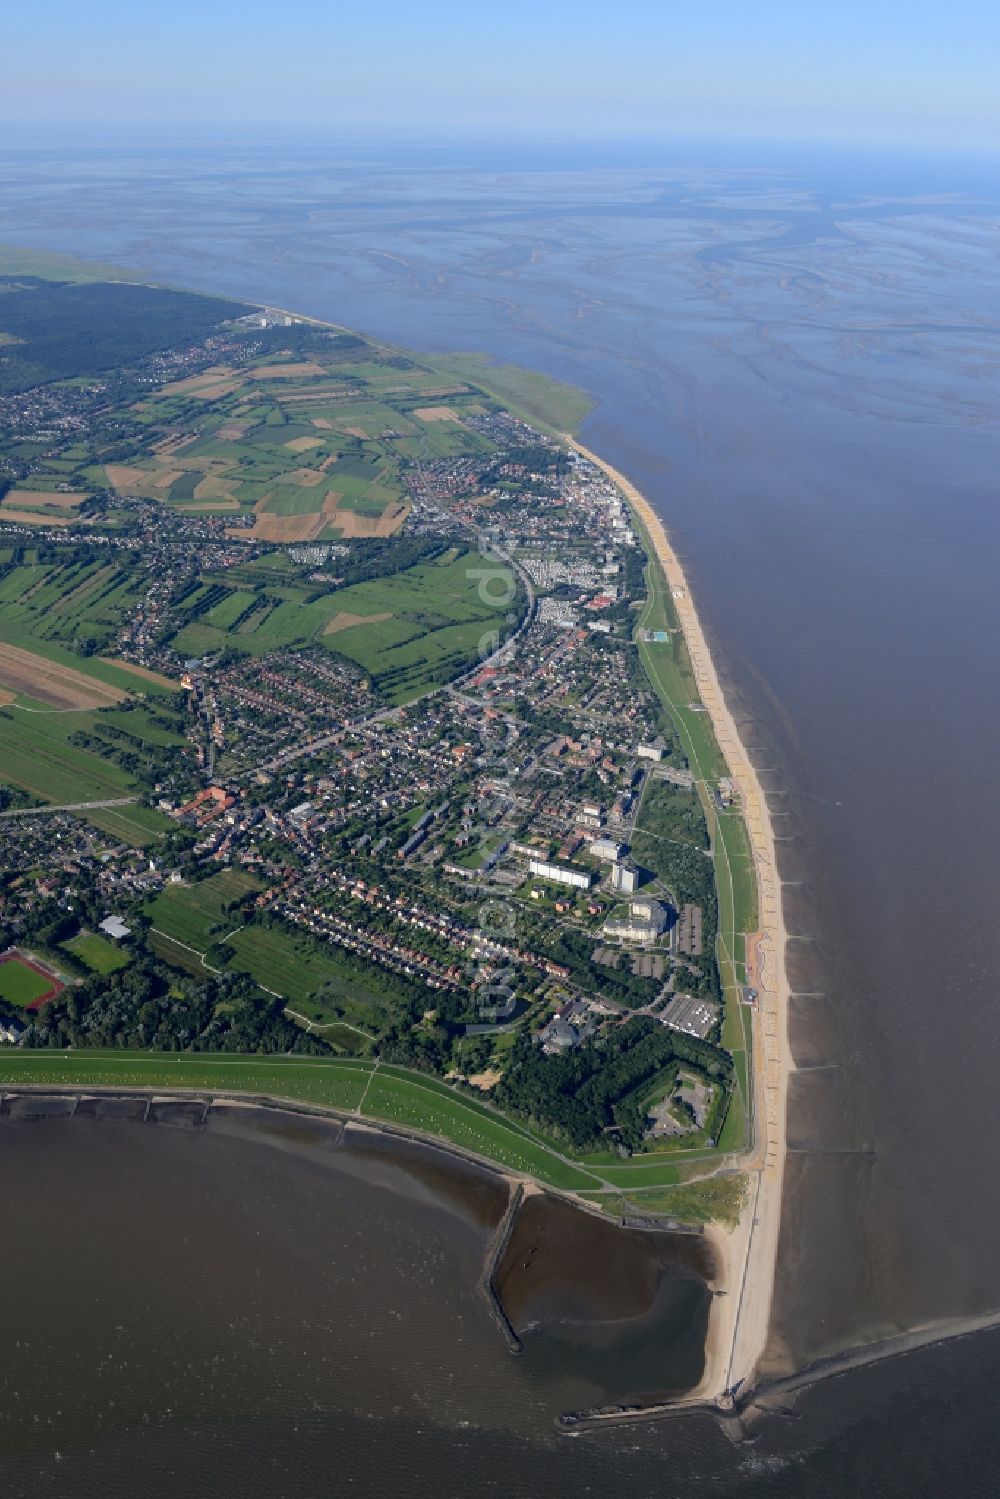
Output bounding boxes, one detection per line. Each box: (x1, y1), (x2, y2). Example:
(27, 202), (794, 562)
(3, 0), (1000, 152)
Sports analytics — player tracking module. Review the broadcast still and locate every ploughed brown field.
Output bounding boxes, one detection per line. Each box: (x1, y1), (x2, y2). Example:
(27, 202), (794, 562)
(3, 491), (87, 508)
(250, 362), (326, 379)
(322, 610), (392, 636)
(0, 509), (76, 527)
(103, 464), (153, 493)
(333, 500), (410, 538)
(413, 405), (462, 422)
(227, 491), (408, 543)
(153, 365), (240, 398)
(0, 643), (127, 709)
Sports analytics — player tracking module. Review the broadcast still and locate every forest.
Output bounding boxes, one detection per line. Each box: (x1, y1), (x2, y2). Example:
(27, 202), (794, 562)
(495, 1017), (732, 1151)
(0, 280), (248, 392)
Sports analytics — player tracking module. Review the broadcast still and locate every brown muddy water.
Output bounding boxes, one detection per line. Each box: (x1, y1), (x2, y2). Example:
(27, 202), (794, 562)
(0, 1108), (710, 1495)
(5, 1106), (1000, 1499)
(4, 139), (1000, 1365)
(5, 134), (1000, 1492)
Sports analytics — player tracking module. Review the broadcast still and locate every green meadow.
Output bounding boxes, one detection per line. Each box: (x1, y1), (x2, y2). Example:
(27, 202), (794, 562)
(0, 707), (136, 803)
(144, 870), (263, 949)
(0, 1052), (600, 1191)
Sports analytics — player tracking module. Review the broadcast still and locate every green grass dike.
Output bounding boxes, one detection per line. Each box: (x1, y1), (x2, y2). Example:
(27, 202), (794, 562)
(0, 1051), (601, 1192)
(627, 508), (759, 1156)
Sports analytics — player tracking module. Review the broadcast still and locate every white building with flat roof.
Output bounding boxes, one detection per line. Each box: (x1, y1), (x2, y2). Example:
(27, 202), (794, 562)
(99, 916), (132, 941)
(527, 858), (593, 891)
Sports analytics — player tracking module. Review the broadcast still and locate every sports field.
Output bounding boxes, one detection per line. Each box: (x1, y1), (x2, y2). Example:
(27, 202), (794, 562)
(63, 932), (130, 975)
(0, 953), (63, 1008)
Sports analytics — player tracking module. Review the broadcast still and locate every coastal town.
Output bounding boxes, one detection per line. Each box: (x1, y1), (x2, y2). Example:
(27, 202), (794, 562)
(0, 281), (750, 1161)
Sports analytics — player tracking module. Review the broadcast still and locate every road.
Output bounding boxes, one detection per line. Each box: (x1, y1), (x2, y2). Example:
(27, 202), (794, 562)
(0, 796), (139, 820)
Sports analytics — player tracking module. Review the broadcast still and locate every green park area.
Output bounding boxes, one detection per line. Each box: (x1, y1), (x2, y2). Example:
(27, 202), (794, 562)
(630, 516), (758, 1154)
(222, 925), (384, 1018)
(82, 803), (177, 847)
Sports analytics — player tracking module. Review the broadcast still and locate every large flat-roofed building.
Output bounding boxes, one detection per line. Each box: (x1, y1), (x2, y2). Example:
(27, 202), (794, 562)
(660, 993), (720, 1040)
(604, 898), (668, 944)
(99, 915), (132, 941)
(527, 858), (594, 891)
(589, 837), (623, 862)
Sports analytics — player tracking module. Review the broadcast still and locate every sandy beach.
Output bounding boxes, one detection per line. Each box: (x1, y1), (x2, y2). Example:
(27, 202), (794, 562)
(569, 437), (792, 1403)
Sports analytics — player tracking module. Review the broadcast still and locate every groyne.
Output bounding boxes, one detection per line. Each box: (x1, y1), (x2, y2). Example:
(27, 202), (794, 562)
(478, 1181), (525, 1353)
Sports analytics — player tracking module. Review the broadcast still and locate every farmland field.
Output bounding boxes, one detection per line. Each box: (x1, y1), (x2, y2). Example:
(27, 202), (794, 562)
(222, 925), (356, 1004)
(0, 706), (136, 803)
(0, 641), (127, 709)
(220, 924), (411, 1023)
(169, 546), (517, 703)
(83, 803), (176, 846)
(0, 556), (174, 694)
